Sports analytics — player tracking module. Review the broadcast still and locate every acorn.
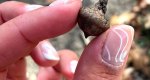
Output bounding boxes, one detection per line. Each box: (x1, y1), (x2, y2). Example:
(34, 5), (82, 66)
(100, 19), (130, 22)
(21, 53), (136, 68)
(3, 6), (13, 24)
(78, 0), (110, 38)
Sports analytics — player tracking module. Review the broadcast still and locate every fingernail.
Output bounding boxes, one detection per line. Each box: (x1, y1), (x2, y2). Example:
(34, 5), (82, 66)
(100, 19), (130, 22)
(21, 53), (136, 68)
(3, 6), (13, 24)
(101, 25), (134, 67)
(49, 0), (74, 6)
(63, 0), (75, 4)
(40, 42), (60, 60)
(25, 5), (43, 11)
(70, 60), (78, 73)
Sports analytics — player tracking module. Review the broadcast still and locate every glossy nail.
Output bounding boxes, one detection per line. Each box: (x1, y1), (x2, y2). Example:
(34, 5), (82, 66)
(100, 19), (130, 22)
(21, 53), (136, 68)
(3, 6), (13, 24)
(40, 42), (60, 60)
(70, 60), (78, 73)
(101, 25), (134, 67)
(25, 5), (43, 11)
(63, 0), (75, 4)
(49, 0), (74, 6)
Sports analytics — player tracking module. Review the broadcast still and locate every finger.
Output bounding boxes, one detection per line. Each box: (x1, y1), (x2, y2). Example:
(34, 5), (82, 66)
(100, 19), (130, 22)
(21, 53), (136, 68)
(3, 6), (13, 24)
(7, 58), (26, 80)
(54, 50), (78, 80)
(0, 1), (43, 24)
(31, 40), (60, 66)
(37, 67), (61, 80)
(3, 0), (82, 42)
(0, 69), (7, 80)
(74, 25), (134, 80)
(0, 0), (81, 70)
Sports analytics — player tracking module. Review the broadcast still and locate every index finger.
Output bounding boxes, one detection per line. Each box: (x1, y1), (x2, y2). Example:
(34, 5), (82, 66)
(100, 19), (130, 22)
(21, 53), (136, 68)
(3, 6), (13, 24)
(0, 0), (81, 69)
(7, 0), (81, 42)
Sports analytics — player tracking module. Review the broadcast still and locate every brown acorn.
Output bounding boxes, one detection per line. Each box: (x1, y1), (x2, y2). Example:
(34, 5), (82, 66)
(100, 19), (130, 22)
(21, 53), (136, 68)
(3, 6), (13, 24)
(78, 0), (110, 38)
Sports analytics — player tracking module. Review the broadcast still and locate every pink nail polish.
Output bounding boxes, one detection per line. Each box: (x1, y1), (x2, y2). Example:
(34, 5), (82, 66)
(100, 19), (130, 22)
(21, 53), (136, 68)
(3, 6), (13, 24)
(101, 25), (134, 67)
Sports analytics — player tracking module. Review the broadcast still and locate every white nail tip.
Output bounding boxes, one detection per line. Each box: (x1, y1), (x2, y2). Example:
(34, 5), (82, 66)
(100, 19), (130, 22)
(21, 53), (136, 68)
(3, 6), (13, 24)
(49, 0), (73, 6)
(120, 51), (128, 62)
(42, 43), (59, 60)
(43, 52), (60, 60)
(63, 0), (68, 4)
(70, 60), (78, 73)
(115, 25), (134, 38)
(49, 0), (64, 7)
(25, 5), (43, 11)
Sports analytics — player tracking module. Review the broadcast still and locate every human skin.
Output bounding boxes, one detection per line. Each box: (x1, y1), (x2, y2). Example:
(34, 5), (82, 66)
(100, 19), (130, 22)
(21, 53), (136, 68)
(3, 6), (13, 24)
(0, 0), (134, 80)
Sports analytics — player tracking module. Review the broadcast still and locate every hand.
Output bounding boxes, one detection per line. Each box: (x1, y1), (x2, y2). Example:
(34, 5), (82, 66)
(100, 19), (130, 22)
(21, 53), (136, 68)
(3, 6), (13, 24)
(0, 0), (81, 80)
(0, 0), (134, 80)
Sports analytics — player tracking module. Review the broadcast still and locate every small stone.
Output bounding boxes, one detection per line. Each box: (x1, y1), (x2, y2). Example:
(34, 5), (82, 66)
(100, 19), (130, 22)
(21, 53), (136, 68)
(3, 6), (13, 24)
(78, 0), (110, 38)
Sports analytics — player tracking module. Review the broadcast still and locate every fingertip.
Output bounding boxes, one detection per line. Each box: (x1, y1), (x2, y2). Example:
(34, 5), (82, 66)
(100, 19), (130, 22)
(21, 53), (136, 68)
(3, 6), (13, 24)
(49, 0), (82, 7)
(40, 41), (60, 61)
(37, 67), (61, 80)
(74, 25), (134, 80)
(113, 25), (134, 38)
(88, 24), (134, 68)
(25, 4), (43, 11)
(31, 41), (60, 67)
(70, 60), (78, 73)
(55, 50), (78, 79)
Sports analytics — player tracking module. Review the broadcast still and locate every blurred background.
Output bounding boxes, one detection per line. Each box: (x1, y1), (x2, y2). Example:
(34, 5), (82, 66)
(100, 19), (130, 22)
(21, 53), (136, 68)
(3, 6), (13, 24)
(0, 0), (150, 80)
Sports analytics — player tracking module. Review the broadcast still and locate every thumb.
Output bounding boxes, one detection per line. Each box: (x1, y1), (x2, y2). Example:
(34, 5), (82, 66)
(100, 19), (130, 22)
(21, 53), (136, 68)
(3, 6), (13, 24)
(74, 25), (134, 80)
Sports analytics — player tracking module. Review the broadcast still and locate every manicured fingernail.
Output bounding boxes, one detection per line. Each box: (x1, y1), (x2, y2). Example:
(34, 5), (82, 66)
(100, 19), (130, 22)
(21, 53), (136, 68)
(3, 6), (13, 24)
(49, 0), (74, 6)
(70, 60), (78, 73)
(63, 0), (75, 4)
(25, 5), (43, 11)
(102, 25), (134, 67)
(41, 42), (60, 60)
